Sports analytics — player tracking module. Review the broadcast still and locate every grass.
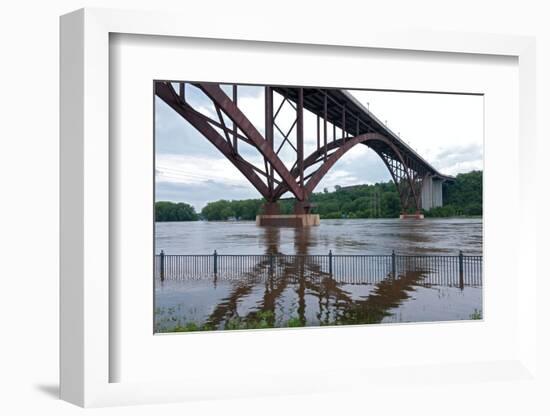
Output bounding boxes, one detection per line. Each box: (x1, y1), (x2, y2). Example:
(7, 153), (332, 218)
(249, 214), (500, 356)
(156, 308), (485, 333)
(156, 310), (308, 333)
(286, 317), (303, 327)
(469, 309), (482, 320)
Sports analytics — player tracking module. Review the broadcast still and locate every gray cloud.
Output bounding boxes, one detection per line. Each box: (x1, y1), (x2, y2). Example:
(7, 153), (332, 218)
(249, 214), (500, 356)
(432, 142), (483, 175)
(435, 142), (482, 165)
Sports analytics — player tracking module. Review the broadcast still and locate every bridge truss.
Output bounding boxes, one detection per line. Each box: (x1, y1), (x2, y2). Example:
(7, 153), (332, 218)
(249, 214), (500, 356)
(155, 81), (452, 215)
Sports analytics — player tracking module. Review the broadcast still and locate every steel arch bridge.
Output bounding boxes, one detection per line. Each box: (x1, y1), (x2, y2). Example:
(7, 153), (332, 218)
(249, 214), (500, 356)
(155, 81), (453, 216)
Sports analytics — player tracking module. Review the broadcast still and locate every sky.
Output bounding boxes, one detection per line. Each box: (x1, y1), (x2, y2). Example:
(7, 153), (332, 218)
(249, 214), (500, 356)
(155, 84), (483, 211)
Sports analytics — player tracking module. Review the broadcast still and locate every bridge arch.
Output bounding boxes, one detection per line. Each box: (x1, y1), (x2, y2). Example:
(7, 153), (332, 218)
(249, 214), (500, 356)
(272, 132), (420, 212)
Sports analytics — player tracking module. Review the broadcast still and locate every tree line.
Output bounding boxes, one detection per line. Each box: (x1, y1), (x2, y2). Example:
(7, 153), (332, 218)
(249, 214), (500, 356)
(155, 201), (198, 222)
(155, 170), (482, 221)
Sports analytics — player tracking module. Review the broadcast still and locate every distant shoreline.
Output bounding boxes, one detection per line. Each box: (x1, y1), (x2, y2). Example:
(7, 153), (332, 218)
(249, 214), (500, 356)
(155, 171), (482, 222)
(155, 216), (483, 223)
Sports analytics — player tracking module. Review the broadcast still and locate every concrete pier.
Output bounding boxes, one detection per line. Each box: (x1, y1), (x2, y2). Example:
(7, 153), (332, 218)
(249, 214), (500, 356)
(399, 213), (425, 219)
(257, 201), (319, 227)
(421, 174), (443, 210)
(256, 214), (320, 227)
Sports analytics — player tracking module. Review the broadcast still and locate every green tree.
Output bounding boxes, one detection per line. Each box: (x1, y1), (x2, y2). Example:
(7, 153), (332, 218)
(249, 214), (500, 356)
(159, 170), (482, 222)
(381, 192), (401, 218)
(201, 200), (235, 221)
(155, 201), (198, 222)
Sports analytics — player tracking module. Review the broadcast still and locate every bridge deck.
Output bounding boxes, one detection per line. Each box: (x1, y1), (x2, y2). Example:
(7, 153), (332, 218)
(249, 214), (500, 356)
(274, 86), (453, 180)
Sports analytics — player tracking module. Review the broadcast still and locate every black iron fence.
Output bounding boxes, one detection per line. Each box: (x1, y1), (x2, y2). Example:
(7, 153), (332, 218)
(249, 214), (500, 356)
(155, 250), (482, 287)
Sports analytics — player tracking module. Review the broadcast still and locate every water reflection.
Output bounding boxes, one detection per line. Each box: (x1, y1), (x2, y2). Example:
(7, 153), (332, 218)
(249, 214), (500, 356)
(155, 224), (482, 332)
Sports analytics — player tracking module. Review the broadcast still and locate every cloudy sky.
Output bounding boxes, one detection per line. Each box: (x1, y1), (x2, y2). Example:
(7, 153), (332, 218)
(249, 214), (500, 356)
(155, 84), (483, 211)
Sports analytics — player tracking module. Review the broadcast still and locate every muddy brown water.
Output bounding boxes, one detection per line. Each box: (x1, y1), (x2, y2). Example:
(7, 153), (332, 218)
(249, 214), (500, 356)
(154, 218), (482, 331)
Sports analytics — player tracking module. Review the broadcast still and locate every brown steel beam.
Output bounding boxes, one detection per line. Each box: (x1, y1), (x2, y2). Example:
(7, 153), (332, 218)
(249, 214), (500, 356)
(271, 137), (361, 199)
(378, 151), (420, 212)
(324, 93), (328, 161)
(197, 82), (304, 200)
(377, 152), (410, 211)
(273, 96), (287, 120)
(304, 133), (384, 195)
(179, 82), (185, 103)
(214, 104), (232, 144)
(169, 86), (252, 147)
(265, 86), (274, 195)
(297, 88), (304, 188)
(273, 132), (419, 204)
(171, 96), (254, 146)
(235, 156), (280, 184)
(275, 118), (298, 142)
(155, 82), (270, 198)
(342, 104), (346, 143)
(232, 85), (238, 153)
(275, 133), (297, 155)
(317, 114), (320, 151)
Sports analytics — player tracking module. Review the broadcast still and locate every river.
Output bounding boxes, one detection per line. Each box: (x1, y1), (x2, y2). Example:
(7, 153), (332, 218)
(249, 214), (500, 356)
(155, 218), (482, 256)
(154, 218), (483, 331)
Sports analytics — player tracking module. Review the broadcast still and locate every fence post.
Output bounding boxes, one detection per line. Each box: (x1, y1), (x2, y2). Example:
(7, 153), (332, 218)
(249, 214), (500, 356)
(213, 250), (218, 275)
(459, 250), (464, 289)
(392, 250), (396, 278)
(329, 250), (333, 275)
(160, 250), (165, 281)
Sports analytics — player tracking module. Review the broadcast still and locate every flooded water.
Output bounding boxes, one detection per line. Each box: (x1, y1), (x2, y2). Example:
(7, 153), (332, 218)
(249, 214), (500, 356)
(155, 218), (482, 256)
(154, 218), (483, 332)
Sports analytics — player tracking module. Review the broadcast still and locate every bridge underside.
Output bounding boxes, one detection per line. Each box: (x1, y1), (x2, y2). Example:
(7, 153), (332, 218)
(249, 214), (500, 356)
(155, 81), (453, 224)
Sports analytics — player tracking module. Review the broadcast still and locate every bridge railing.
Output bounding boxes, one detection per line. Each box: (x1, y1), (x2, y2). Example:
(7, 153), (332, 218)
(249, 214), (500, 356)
(154, 251), (482, 287)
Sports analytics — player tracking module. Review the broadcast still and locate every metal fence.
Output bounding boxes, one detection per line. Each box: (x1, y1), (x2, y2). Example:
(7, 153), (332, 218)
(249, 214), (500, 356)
(154, 250), (482, 287)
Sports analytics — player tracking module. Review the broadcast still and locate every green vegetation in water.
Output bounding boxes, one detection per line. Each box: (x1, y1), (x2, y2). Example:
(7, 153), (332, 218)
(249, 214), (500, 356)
(286, 317), (304, 327)
(469, 309), (483, 320)
(155, 170), (482, 221)
(156, 310), (297, 333)
(155, 307), (391, 333)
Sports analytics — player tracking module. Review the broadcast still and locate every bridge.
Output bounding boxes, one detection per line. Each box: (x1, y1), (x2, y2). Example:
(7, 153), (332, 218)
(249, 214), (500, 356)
(155, 81), (453, 225)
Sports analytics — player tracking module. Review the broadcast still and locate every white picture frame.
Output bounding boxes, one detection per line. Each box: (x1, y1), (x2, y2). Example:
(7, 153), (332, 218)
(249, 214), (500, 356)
(60, 8), (538, 408)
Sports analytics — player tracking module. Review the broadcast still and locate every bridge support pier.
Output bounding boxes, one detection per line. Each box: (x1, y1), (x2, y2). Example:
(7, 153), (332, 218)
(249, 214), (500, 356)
(399, 212), (425, 219)
(256, 214), (320, 227)
(421, 174), (443, 210)
(293, 200), (315, 215)
(256, 200), (319, 227)
(262, 202), (280, 215)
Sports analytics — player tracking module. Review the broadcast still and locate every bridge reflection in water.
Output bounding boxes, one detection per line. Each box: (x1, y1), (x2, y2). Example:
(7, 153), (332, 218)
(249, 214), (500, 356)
(154, 227), (483, 332)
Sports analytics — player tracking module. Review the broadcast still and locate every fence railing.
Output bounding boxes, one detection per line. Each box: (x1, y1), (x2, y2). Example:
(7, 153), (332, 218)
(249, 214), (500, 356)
(155, 250), (482, 287)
